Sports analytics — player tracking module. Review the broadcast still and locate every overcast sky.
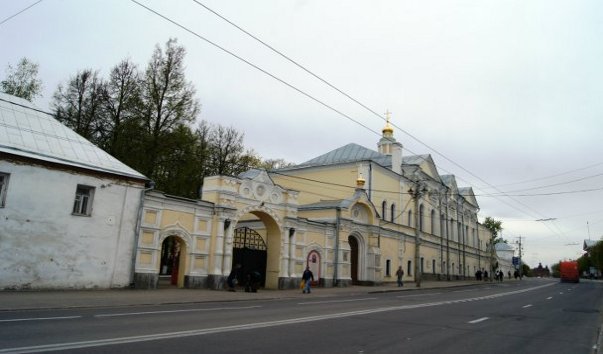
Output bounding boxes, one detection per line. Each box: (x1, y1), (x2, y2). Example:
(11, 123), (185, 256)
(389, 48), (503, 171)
(2, 0), (602, 268)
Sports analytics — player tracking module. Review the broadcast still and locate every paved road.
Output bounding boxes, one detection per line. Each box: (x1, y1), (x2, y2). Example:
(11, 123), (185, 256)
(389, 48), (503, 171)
(0, 278), (601, 353)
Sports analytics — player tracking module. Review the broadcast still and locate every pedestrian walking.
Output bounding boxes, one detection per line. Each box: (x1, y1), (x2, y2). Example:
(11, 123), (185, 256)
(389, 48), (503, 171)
(302, 266), (314, 294)
(396, 266), (404, 287)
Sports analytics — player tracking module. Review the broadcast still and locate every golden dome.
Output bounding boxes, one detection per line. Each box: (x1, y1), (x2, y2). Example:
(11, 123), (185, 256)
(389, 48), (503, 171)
(383, 109), (394, 135)
(356, 173), (366, 188)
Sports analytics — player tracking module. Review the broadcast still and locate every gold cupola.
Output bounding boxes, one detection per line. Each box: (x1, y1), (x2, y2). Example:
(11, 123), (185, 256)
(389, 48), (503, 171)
(382, 110), (394, 136)
(356, 172), (366, 189)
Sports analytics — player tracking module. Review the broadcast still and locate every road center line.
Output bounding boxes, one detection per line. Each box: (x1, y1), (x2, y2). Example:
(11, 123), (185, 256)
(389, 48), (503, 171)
(522, 304), (533, 308)
(298, 298), (377, 305)
(0, 283), (555, 354)
(468, 317), (489, 324)
(0, 315), (81, 323)
(546, 297), (552, 300)
(94, 306), (261, 318)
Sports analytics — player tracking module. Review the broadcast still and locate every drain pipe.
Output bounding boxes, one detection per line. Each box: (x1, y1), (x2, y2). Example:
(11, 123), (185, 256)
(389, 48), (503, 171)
(333, 207), (341, 287)
(130, 181), (155, 287)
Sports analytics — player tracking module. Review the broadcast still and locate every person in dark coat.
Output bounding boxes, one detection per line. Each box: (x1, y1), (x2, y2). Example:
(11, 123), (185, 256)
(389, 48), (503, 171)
(227, 264), (241, 292)
(302, 266), (314, 294)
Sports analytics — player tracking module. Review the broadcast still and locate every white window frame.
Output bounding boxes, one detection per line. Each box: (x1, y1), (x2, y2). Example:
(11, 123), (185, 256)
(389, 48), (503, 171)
(0, 173), (9, 207)
(72, 185), (95, 216)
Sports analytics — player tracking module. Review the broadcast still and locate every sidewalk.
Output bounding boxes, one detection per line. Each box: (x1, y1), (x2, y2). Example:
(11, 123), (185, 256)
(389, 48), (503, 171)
(0, 280), (505, 311)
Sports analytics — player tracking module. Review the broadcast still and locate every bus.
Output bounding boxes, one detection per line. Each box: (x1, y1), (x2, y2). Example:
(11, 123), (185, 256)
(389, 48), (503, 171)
(559, 261), (579, 283)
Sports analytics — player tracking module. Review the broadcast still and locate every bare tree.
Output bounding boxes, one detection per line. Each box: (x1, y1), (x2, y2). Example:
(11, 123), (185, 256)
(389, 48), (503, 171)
(53, 69), (105, 142)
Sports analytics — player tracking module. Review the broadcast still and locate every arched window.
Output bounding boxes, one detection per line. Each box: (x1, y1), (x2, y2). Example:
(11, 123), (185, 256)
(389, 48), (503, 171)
(450, 218), (455, 241)
(430, 209), (435, 235)
(432, 259), (436, 274)
(419, 204), (424, 231)
(382, 200), (387, 220)
(407, 260), (412, 276)
(408, 210), (412, 227)
(420, 257), (424, 273)
(390, 204), (396, 223)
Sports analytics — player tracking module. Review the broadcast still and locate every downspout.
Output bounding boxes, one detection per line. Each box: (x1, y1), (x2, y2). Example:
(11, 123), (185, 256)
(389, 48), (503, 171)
(368, 162), (373, 201)
(445, 194), (450, 281)
(130, 181), (155, 287)
(334, 207), (341, 287)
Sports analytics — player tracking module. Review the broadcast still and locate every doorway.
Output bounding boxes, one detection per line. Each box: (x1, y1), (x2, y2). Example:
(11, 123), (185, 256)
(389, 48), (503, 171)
(159, 236), (183, 287)
(232, 227), (267, 288)
(348, 235), (359, 284)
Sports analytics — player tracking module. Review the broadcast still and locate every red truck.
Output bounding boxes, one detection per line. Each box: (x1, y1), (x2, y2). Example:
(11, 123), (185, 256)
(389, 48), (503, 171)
(559, 261), (579, 283)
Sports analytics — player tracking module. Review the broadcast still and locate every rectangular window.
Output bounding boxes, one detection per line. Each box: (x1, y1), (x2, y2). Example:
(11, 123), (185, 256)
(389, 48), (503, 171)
(0, 173), (9, 207)
(72, 185), (95, 216)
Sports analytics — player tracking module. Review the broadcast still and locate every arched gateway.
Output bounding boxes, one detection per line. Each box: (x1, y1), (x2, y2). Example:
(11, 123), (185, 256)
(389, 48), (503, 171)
(132, 169), (383, 290)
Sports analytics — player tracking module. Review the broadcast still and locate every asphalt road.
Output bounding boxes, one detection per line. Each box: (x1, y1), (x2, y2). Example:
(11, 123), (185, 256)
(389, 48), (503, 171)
(1, 279), (601, 354)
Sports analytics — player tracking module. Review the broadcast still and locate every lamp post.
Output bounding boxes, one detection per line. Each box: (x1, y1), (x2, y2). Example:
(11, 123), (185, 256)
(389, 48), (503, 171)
(409, 183), (428, 287)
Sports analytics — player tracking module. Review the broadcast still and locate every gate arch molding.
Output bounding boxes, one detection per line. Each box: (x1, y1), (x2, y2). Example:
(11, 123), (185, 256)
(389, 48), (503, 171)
(157, 225), (193, 288)
(230, 205), (284, 290)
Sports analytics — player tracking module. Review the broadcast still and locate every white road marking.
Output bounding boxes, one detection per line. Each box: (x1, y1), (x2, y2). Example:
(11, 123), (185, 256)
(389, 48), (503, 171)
(560, 292), (564, 295)
(298, 298), (377, 305)
(546, 297), (553, 300)
(396, 293), (442, 298)
(95, 306), (261, 318)
(452, 289), (473, 293)
(0, 316), (81, 323)
(468, 317), (489, 324)
(0, 283), (555, 354)
(522, 304), (533, 308)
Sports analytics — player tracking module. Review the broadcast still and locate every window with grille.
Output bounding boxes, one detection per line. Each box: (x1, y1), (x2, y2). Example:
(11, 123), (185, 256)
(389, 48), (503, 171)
(0, 173), (9, 207)
(72, 185), (95, 216)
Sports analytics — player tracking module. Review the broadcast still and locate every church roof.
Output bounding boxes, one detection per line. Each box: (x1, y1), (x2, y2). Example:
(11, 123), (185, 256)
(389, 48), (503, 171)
(0, 93), (147, 181)
(402, 154), (431, 165)
(294, 143), (391, 169)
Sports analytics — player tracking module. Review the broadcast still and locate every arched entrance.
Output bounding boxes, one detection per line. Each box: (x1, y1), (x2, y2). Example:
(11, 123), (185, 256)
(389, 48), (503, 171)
(231, 208), (283, 289)
(306, 250), (321, 286)
(348, 235), (359, 285)
(159, 236), (186, 288)
(232, 227), (267, 288)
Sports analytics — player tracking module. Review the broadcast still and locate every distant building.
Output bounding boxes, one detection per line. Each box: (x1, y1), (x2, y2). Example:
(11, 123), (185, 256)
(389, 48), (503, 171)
(531, 263), (550, 277)
(0, 93), (148, 290)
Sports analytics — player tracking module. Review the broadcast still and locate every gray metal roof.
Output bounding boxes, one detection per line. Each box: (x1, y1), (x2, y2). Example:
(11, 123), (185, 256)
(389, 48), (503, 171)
(0, 93), (147, 180)
(401, 154), (430, 165)
(294, 143), (391, 169)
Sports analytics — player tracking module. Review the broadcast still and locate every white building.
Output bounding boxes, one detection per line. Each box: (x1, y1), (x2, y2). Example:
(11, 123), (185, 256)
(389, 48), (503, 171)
(495, 242), (515, 278)
(0, 93), (148, 290)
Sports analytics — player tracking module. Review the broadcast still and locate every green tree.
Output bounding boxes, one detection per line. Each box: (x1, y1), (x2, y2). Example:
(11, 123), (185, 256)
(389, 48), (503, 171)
(483, 217), (507, 244)
(1, 57), (43, 101)
(551, 262), (560, 278)
(521, 263), (532, 277)
(141, 38), (200, 180)
(590, 240), (603, 274)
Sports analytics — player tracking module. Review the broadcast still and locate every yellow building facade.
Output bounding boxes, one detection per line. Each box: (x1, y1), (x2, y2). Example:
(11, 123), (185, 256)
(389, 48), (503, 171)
(133, 122), (494, 289)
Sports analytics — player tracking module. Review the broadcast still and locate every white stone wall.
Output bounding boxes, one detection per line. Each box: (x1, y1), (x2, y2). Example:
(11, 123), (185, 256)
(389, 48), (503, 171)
(0, 160), (144, 290)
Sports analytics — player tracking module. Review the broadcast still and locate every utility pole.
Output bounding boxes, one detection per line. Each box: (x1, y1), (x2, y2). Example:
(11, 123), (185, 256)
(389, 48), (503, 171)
(410, 182), (427, 288)
(516, 236), (523, 279)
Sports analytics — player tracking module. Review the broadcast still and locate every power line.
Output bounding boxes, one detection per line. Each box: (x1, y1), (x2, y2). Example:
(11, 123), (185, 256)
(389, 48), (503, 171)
(0, 0), (43, 26)
(187, 1), (559, 229)
(130, 0), (379, 138)
(134, 1), (562, 238)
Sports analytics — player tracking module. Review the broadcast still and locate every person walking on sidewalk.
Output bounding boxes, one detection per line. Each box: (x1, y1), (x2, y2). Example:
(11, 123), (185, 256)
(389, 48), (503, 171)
(302, 266), (314, 294)
(396, 266), (404, 287)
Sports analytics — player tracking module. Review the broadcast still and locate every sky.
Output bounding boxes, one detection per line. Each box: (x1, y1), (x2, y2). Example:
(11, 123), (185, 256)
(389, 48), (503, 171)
(1, 0), (602, 269)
